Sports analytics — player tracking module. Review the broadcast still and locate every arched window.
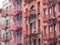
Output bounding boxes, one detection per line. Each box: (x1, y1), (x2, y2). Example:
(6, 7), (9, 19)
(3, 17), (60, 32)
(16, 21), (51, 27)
(31, 5), (36, 11)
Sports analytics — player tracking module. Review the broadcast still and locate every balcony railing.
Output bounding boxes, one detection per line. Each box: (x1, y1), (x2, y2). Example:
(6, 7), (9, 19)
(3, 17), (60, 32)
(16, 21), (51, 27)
(47, 33), (54, 39)
(42, 0), (47, 5)
(47, 13), (56, 20)
(43, 16), (47, 23)
(43, 35), (47, 41)
(44, 0), (56, 5)
(30, 10), (36, 15)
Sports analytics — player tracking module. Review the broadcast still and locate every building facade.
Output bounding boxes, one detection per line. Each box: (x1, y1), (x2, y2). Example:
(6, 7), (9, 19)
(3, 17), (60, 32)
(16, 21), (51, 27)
(22, 0), (60, 45)
(1, 0), (60, 45)
(42, 0), (60, 45)
(22, 0), (42, 45)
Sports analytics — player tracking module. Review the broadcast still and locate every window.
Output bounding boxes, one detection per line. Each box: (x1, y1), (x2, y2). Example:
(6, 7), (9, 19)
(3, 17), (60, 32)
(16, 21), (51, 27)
(6, 32), (12, 40)
(16, 31), (22, 43)
(31, 6), (36, 11)
(58, 3), (60, 15)
(49, 26), (52, 34)
(16, 15), (22, 21)
(38, 13), (40, 19)
(30, 22), (36, 33)
(16, 0), (22, 10)
(38, 2), (40, 11)
(6, 16), (13, 26)
(16, 14), (22, 25)
(38, 20), (40, 32)
(44, 27), (46, 35)
(53, 6), (56, 15)
(59, 23), (60, 32)
(6, 20), (9, 26)
(48, 8), (52, 15)
(34, 40), (36, 45)
(59, 3), (60, 12)
(44, 9), (46, 16)
(38, 2), (40, 8)
(54, 25), (56, 33)
(38, 39), (40, 45)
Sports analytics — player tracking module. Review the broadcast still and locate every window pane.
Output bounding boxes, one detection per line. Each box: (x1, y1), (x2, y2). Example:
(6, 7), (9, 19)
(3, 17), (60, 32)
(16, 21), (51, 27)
(44, 10), (46, 16)
(44, 27), (46, 35)
(30, 22), (36, 33)
(34, 40), (36, 45)
(54, 25), (56, 33)
(49, 26), (52, 33)
(48, 8), (52, 15)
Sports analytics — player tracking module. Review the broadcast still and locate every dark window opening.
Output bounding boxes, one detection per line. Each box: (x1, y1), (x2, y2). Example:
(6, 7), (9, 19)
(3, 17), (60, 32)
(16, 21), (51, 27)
(59, 23), (60, 32)
(16, 14), (22, 24)
(38, 39), (40, 45)
(53, 6), (56, 15)
(44, 27), (46, 35)
(54, 24), (56, 33)
(0, 30), (1, 38)
(34, 40), (36, 45)
(49, 25), (52, 34)
(6, 20), (9, 26)
(6, 32), (12, 40)
(38, 20), (40, 32)
(44, 9), (46, 16)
